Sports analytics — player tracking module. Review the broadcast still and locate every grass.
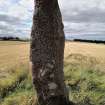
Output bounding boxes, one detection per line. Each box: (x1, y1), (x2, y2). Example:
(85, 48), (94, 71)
(0, 64), (28, 98)
(64, 53), (105, 105)
(0, 41), (105, 105)
(1, 75), (35, 105)
(0, 41), (31, 104)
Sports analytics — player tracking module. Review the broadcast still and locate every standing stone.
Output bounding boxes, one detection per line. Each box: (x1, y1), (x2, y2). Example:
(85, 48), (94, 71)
(30, 0), (71, 105)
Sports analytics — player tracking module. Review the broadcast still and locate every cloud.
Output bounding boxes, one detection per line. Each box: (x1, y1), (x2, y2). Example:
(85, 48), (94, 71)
(0, 0), (105, 38)
(0, 0), (34, 38)
(59, 0), (105, 35)
(0, 14), (21, 25)
(64, 22), (105, 35)
(62, 7), (105, 23)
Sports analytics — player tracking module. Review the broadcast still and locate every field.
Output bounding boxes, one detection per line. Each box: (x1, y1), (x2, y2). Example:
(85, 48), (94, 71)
(0, 41), (105, 105)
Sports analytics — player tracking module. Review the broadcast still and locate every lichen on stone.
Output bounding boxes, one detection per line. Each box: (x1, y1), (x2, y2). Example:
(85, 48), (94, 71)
(47, 63), (54, 69)
(41, 70), (46, 77)
(48, 82), (58, 90)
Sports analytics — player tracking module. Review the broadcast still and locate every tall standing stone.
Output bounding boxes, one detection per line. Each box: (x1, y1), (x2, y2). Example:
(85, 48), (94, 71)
(30, 0), (71, 105)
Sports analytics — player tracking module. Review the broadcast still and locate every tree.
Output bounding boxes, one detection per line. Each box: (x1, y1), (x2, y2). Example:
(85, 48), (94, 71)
(30, 0), (74, 105)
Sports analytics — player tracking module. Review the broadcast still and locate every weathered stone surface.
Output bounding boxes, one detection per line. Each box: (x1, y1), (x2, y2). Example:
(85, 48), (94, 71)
(30, 0), (70, 105)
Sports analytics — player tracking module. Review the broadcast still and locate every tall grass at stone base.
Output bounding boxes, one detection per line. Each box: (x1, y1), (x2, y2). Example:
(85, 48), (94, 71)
(1, 54), (105, 105)
(64, 54), (105, 105)
(0, 64), (28, 98)
(0, 63), (35, 105)
(1, 74), (35, 105)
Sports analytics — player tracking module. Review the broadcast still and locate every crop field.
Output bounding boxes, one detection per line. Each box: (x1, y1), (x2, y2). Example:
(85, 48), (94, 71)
(0, 41), (105, 105)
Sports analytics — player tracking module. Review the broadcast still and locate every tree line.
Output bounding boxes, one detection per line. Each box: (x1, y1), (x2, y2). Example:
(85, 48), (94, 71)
(0, 36), (30, 42)
(0, 36), (20, 41)
(74, 39), (105, 44)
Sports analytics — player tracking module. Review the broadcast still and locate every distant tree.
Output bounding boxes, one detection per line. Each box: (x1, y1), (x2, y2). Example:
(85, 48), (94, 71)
(2, 37), (8, 40)
(30, 0), (75, 105)
(8, 36), (13, 40)
(15, 37), (20, 40)
(74, 39), (105, 44)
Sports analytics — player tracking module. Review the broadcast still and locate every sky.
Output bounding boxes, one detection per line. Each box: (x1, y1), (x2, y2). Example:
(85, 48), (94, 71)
(0, 0), (105, 38)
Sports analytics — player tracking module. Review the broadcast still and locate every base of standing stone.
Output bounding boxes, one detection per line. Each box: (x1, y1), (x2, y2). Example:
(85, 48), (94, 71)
(34, 95), (76, 105)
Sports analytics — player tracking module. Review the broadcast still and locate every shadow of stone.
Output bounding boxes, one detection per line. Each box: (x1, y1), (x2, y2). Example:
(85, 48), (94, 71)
(34, 97), (78, 105)
(69, 101), (77, 105)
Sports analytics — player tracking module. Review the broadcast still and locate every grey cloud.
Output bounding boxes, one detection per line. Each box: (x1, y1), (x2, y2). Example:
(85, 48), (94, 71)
(62, 7), (105, 23)
(0, 13), (31, 38)
(0, 0), (105, 38)
(63, 22), (105, 35)
(0, 24), (13, 32)
(0, 14), (21, 25)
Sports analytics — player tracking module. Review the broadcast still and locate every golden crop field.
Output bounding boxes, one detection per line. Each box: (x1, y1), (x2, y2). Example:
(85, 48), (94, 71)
(0, 41), (105, 70)
(65, 41), (105, 72)
(0, 41), (30, 69)
(65, 41), (105, 61)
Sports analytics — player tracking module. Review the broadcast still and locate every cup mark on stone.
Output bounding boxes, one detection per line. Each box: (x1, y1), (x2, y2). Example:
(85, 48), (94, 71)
(48, 82), (58, 90)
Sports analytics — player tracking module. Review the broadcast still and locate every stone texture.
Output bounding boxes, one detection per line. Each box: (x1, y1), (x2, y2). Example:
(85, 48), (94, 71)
(30, 0), (70, 105)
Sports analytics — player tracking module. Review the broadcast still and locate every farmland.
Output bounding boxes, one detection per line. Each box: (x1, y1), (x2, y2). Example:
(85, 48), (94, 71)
(0, 41), (105, 105)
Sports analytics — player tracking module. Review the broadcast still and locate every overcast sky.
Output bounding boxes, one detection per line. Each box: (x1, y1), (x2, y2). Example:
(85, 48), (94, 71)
(0, 0), (105, 38)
